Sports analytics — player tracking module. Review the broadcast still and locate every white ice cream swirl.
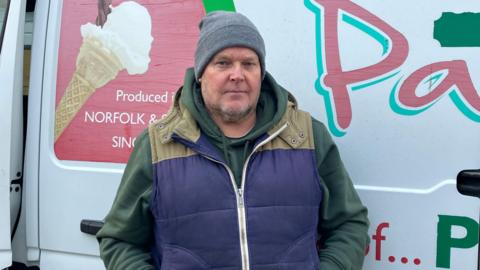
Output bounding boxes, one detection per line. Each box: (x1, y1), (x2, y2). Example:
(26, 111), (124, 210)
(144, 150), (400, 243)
(80, 1), (153, 75)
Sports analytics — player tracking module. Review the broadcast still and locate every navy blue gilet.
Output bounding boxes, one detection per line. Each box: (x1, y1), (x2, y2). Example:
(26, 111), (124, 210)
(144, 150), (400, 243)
(149, 107), (323, 270)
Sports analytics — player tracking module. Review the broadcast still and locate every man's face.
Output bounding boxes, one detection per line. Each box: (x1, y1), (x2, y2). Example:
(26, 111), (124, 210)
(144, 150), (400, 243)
(200, 47), (262, 124)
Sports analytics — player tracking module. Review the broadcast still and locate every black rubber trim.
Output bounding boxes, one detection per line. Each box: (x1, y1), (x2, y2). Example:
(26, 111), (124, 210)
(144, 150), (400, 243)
(457, 169), (480, 198)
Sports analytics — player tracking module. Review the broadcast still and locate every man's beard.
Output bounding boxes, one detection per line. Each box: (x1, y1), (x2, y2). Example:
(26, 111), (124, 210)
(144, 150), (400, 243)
(207, 103), (255, 124)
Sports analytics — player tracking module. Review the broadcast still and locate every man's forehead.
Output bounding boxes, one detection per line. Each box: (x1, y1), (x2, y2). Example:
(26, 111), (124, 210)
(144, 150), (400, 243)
(212, 47), (259, 60)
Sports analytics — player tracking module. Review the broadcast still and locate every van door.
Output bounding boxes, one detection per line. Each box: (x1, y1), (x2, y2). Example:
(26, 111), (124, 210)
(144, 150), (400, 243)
(34, 1), (205, 268)
(0, 0), (26, 268)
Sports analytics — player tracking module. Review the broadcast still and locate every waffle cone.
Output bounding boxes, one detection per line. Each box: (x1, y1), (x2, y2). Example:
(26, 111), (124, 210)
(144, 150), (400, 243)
(54, 37), (123, 142)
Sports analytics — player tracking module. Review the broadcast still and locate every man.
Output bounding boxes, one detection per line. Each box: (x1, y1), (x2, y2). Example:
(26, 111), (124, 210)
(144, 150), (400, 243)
(97, 11), (369, 270)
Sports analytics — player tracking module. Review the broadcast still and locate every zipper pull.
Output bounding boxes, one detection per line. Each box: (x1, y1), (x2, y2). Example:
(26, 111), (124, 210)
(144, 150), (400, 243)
(238, 189), (244, 206)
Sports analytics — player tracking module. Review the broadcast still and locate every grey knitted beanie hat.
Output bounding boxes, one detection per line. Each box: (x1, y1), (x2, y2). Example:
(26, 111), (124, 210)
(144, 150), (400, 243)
(194, 11), (266, 81)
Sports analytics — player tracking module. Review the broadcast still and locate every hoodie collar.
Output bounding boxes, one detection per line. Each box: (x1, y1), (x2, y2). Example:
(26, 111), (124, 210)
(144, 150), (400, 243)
(178, 67), (289, 146)
(157, 82), (306, 152)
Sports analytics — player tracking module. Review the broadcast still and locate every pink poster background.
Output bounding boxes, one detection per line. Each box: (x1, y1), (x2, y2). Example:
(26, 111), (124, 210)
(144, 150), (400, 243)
(54, 0), (205, 163)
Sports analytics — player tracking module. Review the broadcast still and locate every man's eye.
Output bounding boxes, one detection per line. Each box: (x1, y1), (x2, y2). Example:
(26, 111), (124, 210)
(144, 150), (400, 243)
(243, 62), (257, 69)
(216, 61), (229, 66)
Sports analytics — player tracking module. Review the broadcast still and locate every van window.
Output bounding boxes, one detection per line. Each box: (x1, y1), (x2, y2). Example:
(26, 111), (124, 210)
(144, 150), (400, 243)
(0, 0), (10, 53)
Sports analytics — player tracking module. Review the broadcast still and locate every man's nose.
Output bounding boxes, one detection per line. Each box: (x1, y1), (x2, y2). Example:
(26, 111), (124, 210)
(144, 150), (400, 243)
(229, 63), (245, 81)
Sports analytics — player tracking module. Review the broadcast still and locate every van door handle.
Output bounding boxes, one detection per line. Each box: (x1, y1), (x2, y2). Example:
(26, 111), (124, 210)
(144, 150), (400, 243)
(457, 169), (480, 198)
(80, 219), (104, 235)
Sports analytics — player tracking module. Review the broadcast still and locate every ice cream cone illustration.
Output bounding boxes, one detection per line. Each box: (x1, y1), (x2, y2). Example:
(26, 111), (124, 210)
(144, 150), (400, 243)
(54, 37), (122, 141)
(54, 1), (153, 142)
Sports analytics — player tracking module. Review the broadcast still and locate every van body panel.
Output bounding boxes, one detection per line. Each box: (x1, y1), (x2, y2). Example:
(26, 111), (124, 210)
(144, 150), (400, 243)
(37, 0), (124, 257)
(35, 0), (205, 267)
(39, 250), (104, 270)
(0, 0), (25, 268)
(23, 0), (51, 262)
(6, 0), (480, 269)
(240, 1), (480, 269)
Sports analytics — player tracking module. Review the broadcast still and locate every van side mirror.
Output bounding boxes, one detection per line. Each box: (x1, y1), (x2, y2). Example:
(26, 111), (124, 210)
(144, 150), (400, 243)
(457, 169), (480, 198)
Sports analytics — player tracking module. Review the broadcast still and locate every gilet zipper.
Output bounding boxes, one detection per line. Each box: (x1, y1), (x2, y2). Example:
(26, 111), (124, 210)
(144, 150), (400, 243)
(201, 123), (288, 270)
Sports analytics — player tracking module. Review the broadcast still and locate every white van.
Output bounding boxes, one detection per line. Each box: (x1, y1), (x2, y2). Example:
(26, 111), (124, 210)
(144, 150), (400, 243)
(1, 0), (478, 269)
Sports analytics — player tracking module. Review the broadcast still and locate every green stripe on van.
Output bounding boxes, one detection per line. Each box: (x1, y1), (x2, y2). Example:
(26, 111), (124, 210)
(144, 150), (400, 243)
(202, 0), (236, 13)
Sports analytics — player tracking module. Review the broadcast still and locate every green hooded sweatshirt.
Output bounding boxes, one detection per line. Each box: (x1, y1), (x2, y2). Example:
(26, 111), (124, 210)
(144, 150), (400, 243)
(97, 68), (370, 270)
(180, 68), (288, 186)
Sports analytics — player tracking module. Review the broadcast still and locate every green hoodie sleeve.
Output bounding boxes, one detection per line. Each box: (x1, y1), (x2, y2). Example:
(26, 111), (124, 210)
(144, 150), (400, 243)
(96, 130), (155, 270)
(312, 118), (370, 270)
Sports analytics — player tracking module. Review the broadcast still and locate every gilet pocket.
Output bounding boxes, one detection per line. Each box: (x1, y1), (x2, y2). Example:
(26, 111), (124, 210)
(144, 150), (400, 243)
(278, 231), (320, 269)
(161, 245), (210, 270)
